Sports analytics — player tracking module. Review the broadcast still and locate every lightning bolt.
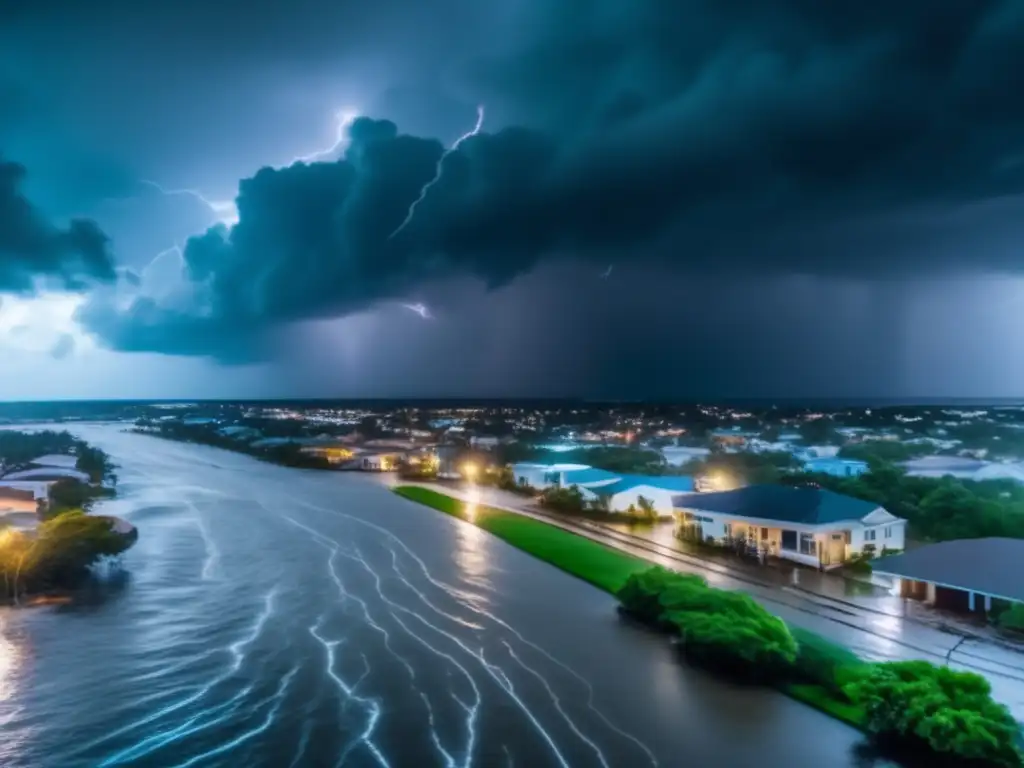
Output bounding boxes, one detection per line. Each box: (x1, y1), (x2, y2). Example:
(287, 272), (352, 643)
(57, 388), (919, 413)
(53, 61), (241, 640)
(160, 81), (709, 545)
(140, 107), (360, 231)
(289, 108), (360, 165)
(401, 302), (431, 319)
(600, 265), (613, 279)
(141, 180), (239, 227)
(388, 105), (485, 240)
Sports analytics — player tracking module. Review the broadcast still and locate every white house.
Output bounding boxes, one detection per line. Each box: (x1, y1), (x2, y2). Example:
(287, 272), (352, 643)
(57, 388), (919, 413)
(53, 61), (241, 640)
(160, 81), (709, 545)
(592, 475), (696, 517)
(802, 457), (870, 478)
(672, 484), (906, 569)
(510, 463), (595, 489)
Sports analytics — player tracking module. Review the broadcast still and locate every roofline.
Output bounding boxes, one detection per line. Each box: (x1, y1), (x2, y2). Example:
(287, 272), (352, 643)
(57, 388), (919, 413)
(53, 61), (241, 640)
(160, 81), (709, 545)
(872, 570), (1023, 605)
(672, 507), (904, 532)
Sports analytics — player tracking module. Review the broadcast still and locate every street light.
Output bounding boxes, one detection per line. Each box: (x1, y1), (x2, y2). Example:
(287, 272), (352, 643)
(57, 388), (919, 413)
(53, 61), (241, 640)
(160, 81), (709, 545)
(462, 462), (478, 482)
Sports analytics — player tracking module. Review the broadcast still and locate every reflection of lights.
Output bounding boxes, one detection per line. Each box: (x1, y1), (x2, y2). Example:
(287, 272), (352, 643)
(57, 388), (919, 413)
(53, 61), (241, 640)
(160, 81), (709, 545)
(0, 614), (27, 703)
(464, 488), (481, 521)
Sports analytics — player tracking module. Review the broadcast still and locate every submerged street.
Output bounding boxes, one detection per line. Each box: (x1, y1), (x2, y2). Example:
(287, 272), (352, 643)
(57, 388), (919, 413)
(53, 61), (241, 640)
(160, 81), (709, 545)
(0, 426), (899, 768)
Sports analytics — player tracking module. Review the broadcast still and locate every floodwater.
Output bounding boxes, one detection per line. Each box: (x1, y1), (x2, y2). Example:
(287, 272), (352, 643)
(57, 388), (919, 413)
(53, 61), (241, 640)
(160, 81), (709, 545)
(0, 425), (895, 767)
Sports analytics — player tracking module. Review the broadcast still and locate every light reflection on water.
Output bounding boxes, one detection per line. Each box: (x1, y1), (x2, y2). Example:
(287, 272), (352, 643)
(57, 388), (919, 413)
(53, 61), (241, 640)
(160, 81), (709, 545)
(0, 426), (888, 768)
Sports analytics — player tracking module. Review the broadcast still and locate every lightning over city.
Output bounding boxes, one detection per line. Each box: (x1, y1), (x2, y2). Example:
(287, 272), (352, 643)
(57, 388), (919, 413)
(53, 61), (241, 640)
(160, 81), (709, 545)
(389, 105), (485, 239)
(5, 1), (1024, 767)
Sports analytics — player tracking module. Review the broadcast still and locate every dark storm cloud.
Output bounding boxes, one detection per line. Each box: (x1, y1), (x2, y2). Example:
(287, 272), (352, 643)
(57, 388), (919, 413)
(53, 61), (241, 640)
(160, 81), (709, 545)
(79, 0), (1024, 360)
(0, 156), (116, 292)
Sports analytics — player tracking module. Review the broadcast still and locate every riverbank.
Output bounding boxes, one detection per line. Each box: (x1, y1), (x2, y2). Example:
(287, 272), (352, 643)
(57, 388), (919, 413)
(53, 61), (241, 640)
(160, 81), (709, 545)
(394, 485), (1024, 767)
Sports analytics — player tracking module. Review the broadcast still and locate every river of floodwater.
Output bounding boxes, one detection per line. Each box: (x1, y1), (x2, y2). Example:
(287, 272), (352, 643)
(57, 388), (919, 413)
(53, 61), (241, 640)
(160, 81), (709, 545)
(0, 425), (898, 767)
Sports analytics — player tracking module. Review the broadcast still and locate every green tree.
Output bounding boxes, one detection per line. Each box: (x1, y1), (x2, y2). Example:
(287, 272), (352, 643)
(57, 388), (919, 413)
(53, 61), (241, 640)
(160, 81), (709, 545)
(847, 662), (1022, 767)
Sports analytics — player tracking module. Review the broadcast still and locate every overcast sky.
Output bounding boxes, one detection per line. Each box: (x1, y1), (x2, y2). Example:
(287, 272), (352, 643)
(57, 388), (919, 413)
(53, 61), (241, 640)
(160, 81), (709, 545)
(1, 0), (1023, 400)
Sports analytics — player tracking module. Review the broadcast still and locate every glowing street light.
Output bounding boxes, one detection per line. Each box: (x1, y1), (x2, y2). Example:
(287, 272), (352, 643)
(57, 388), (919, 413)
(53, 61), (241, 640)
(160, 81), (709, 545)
(462, 463), (479, 482)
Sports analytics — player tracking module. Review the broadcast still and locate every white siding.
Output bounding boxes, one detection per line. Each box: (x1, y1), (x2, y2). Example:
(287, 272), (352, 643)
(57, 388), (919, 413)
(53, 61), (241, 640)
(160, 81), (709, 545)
(608, 487), (676, 516)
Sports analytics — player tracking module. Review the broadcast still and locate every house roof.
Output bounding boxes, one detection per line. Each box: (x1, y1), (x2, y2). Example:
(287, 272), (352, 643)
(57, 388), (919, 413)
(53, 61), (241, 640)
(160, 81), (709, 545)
(596, 474), (695, 495)
(873, 538), (1024, 603)
(803, 457), (869, 468)
(561, 467), (621, 486)
(671, 484), (882, 526)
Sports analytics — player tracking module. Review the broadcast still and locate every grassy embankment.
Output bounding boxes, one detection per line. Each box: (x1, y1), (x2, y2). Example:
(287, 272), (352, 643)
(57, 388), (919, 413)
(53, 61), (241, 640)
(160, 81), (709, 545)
(392, 485), (862, 728)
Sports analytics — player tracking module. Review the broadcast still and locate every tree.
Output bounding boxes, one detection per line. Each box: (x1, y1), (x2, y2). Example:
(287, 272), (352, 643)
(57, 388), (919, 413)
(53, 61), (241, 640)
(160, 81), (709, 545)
(635, 495), (658, 522)
(847, 662), (1022, 767)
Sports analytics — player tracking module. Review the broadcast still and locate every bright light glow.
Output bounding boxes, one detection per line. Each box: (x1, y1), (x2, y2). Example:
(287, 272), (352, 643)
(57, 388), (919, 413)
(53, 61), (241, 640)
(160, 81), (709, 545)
(401, 302), (431, 319)
(462, 463), (479, 481)
(140, 107), (360, 232)
(389, 105), (485, 239)
(288, 108), (360, 165)
(0, 289), (92, 355)
(464, 487), (481, 521)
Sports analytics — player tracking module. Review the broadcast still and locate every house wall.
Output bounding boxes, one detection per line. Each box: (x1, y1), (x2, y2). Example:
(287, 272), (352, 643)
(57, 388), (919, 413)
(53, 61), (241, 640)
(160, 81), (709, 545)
(674, 507), (907, 568)
(511, 465), (551, 489)
(608, 487), (676, 516)
(850, 520), (906, 554)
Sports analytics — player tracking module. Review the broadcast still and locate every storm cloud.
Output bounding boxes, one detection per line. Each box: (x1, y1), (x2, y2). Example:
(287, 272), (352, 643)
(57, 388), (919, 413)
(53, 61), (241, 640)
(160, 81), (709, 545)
(78, 0), (1024, 360)
(0, 156), (117, 293)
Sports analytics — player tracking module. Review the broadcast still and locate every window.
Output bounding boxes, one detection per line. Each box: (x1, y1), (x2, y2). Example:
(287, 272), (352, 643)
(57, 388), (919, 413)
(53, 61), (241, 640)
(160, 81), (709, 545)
(865, 529), (877, 542)
(799, 533), (816, 556)
(781, 530), (797, 551)
(761, 527), (769, 541)
(884, 526), (892, 538)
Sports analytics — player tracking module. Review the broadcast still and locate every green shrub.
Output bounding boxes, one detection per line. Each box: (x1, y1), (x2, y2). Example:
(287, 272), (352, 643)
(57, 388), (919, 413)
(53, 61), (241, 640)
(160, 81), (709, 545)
(659, 577), (764, 620)
(667, 609), (798, 682)
(998, 604), (1024, 633)
(618, 566), (798, 682)
(847, 661), (1023, 767)
(790, 626), (865, 695)
(616, 567), (686, 626)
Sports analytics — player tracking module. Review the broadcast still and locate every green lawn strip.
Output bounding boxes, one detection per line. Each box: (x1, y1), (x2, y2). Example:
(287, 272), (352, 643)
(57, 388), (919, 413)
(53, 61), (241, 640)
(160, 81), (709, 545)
(393, 485), (865, 729)
(393, 485), (651, 592)
(784, 684), (865, 727)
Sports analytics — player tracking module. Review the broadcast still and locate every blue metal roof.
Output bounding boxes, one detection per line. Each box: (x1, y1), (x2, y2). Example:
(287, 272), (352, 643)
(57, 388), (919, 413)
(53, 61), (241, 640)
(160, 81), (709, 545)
(561, 467), (621, 486)
(595, 474), (694, 495)
(802, 457), (868, 468)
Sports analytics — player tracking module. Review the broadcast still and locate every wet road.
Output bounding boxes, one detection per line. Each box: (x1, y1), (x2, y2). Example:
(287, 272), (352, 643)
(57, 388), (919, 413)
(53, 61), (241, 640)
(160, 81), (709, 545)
(426, 482), (1024, 721)
(0, 426), (897, 767)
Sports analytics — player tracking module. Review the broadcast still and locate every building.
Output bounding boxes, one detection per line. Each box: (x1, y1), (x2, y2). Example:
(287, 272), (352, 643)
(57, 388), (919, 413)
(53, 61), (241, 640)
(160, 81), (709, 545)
(510, 463), (593, 489)
(591, 475), (695, 517)
(901, 456), (1024, 483)
(873, 539), (1024, 614)
(469, 436), (500, 450)
(0, 486), (38, 514)
(802, 457), (870, 478)
(358, 454), (396, 471)
(672, 485), (907, 569)
(299, 445), (355, 464)
(659, 446), (711, 466)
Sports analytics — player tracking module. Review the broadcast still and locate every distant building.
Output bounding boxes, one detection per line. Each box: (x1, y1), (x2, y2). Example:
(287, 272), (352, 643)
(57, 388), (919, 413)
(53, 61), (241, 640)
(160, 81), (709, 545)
(801, 457), (869, 478)
(791, 445), (841, 461)
(874, 539), (1024, 614)
(672, 485), (907, 569)
(901, 456), (1024, 483)
(469, 436), (500, 450)
(659, 446), (711, 466)
(510, 463), (593, 489)
(0, 486), (39, 514)
(590, 475), (695, 517)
